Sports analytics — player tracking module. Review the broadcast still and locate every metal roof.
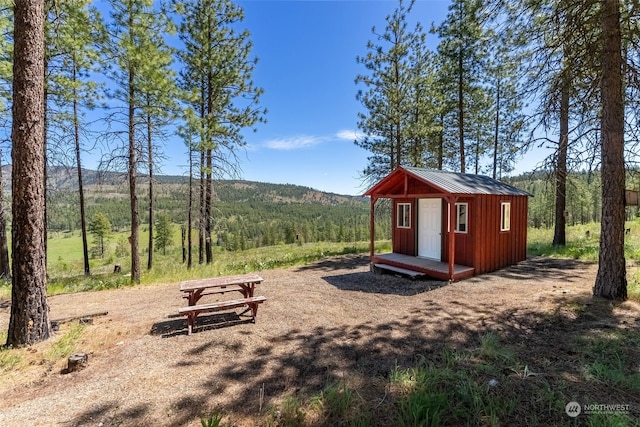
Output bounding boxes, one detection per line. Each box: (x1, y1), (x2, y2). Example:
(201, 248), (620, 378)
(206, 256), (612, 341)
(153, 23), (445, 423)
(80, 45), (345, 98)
(403, 167), (530, 196)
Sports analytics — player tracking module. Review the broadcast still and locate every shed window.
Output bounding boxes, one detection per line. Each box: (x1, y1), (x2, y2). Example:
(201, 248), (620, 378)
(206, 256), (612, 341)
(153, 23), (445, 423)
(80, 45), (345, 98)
(501, 202), (511, 231)
(397, 203), (411, 229)
(456, 203), (468, 233)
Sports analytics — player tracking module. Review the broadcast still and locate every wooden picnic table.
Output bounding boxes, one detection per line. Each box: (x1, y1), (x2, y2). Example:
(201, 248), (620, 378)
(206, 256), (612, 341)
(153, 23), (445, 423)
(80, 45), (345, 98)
(179, 273), (263, 305)
(178, 273), (266, 334)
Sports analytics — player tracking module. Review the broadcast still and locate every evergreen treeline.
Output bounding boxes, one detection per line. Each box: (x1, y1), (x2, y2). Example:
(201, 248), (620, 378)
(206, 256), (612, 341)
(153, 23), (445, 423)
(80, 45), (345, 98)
(509, 170), (640, 229)
(507, 172), (603, 228)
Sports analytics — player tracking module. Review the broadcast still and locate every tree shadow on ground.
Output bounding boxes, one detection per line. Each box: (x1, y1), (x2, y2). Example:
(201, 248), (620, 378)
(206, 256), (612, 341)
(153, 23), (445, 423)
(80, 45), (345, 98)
(468, 256), (594, 284)
(162, 287), (640, 426)
(72, 401), (151, 426)
(150, 312), (253, 338)
(295, 254), (371, 272)
(322, 270), (446, 296)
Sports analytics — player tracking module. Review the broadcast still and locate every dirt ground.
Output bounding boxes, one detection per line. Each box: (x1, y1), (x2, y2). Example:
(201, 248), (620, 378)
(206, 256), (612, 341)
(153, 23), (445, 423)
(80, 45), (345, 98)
(0, 254), (639, 426)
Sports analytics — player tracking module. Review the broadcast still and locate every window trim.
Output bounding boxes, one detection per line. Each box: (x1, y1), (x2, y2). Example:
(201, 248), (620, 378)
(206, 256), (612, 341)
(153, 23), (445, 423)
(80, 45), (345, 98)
(500, 201), (511, 231)
(455, 202), (468, 233)
(397, 203), (411, 229)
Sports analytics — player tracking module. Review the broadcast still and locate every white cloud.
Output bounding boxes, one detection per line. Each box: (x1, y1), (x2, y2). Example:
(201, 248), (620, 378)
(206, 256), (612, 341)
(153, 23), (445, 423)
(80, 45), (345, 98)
(336, 129), (358, 141)
(263, 129), (363, 151)
(264, 135), (328, 150)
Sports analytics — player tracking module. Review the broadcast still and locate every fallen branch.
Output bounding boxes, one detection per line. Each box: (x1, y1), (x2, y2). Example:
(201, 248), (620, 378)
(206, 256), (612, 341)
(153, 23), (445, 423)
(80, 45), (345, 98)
(51, 311), (108, 330)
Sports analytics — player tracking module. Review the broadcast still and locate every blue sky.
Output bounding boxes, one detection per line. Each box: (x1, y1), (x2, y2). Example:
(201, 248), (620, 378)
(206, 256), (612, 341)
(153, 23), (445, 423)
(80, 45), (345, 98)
(158, 0), (542, 195)
(232, 0), (449, 195)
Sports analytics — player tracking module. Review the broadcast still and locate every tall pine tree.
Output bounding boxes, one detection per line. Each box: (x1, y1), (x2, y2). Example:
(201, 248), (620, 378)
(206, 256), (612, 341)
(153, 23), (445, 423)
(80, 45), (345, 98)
(355, 0), (435, 184)
(177, 0), (265, 264)
(7, 0), (50, 347)
(46, 0), (106, 275)
(104, 0), (172, 283)
(432, 0), (490, 173)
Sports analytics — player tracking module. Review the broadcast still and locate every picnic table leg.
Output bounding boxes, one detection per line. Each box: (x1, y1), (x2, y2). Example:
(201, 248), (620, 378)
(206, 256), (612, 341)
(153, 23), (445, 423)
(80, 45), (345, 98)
(249, 302), (258, 322)
(187, 313), (195, 335)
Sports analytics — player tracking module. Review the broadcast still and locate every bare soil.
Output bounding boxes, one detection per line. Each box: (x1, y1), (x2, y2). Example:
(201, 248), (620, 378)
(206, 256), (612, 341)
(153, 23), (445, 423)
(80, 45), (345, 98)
(0, 254), (639, 426)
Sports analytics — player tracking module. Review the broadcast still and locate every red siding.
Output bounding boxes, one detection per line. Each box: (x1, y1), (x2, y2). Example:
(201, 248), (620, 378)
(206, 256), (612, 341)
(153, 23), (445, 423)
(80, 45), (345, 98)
(472, 195), (528, 274)
(438, 194), (527, 275)
(392, 199), (416, 256)
(442, 197), (475, 266)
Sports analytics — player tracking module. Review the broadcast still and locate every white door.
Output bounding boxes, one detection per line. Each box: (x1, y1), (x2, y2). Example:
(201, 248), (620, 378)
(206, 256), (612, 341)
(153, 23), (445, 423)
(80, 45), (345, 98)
(418, 198), (442, 260)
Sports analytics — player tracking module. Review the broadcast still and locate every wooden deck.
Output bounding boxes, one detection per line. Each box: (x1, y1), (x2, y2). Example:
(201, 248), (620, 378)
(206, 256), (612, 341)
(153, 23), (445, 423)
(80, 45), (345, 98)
(372, 253), (475, 281)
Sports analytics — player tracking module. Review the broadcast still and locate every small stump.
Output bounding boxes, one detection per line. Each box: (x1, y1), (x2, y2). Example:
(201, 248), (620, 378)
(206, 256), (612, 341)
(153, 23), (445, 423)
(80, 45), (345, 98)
(67, 353), (88, 373)
(114, 264), (121, 273)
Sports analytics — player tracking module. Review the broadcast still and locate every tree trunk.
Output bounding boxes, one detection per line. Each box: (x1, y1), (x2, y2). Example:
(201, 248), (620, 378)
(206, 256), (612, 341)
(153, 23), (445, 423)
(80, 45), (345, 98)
(594, 0), (627, 300)
(493, 78), (500, 180)
(147, 109), (154, 271)
(205, 148), (213, 263)
(0, 154), (10, 279)
(73, 58), (90, 276)
(553, 77), (569, 246)
(198, 149), (205, 264)
(128, 67), (140, 284)
(458, 53), (465, 173)
(188, 145), (193, 269)
(126, 7), (140, 285)
(7, 0), (50, 346)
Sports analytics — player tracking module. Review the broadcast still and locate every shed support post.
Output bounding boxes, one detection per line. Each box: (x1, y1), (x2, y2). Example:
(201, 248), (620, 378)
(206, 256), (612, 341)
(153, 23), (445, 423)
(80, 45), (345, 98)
(446, 196), (458, 280)
(369, 196), (377, 262)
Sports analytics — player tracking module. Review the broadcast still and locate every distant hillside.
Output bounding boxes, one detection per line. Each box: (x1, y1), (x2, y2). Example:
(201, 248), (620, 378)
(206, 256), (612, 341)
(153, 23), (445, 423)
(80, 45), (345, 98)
(0, 165), (364, 206)
(1, 165), (389, 248)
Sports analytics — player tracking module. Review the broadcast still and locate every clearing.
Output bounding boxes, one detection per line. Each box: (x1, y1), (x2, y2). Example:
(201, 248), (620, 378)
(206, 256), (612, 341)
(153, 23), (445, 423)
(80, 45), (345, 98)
(0, 254), (639, 426)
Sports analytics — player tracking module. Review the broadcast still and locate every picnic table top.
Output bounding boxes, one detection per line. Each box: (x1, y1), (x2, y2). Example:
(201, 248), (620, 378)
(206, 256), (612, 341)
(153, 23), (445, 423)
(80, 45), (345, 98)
(179, 273), (264, 292)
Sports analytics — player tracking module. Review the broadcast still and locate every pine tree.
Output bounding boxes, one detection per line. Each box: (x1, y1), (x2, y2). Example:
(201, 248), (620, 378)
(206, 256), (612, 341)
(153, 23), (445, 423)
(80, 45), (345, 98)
(46, 0), (106, 275)
(88, 212), (112, 258)
(154, 212), (173, 255)
(134, 6), (178, 270)
(594, 0), (627, 299)
(485, 29), (526, 180)
(355, 0), (435, 184)
(7, 0), (50, 347)
(104, 0), (174, 283)
(432, 0), (490, 173)
(176, 0), (265, 264)
(0, 1), (11, 280)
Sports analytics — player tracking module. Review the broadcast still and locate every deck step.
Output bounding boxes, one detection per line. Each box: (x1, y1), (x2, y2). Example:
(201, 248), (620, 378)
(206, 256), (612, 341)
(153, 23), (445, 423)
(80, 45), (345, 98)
(374, 263), (425, 278)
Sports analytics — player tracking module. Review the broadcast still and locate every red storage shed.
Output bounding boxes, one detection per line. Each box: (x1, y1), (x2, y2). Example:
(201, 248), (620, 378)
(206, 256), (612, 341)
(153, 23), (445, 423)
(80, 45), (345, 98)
(364, 166), (530, 281)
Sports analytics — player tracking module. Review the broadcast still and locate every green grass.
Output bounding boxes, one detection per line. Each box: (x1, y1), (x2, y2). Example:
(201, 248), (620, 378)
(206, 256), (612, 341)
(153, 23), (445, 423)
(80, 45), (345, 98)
(527, 223), (601, 261)
(199, 412), (225, 427)
(527, 220), (640, 262)
(0, 331), (21, 371)
(527, 222), (640, 302)
(576, 331), (640, 392)
(266, 395), (306, 427)
(45, 322), (86, 361)
(0, 238), (392, 299)
(390, 347), (517, 426)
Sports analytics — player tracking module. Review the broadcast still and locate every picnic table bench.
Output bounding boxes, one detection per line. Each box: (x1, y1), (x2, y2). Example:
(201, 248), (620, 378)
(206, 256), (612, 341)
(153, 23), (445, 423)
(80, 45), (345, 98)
(178, 273), (266, 335)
